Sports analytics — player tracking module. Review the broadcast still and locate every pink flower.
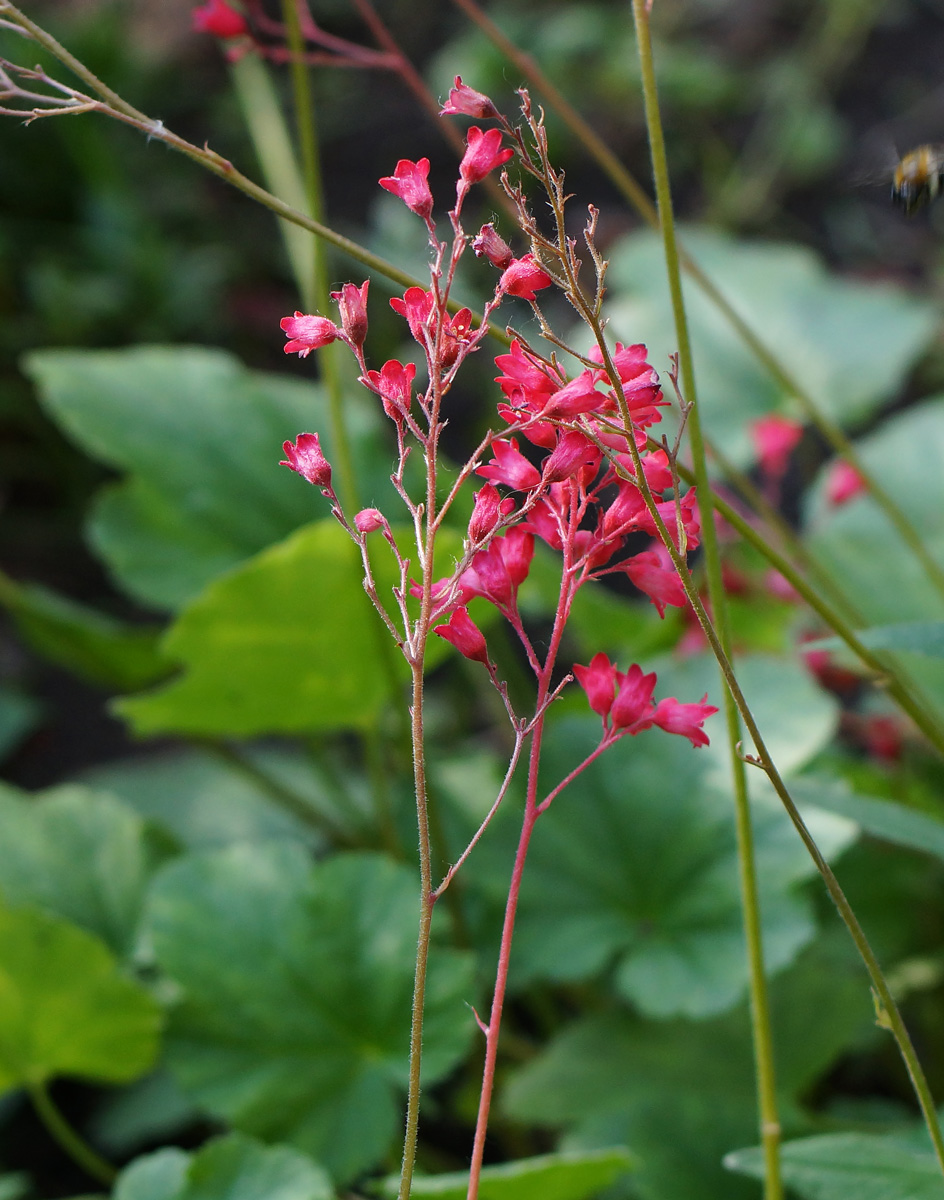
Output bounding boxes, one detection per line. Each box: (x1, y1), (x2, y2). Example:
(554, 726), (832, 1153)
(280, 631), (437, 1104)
(435, 606), (489, 664)
(468, 484), (514, 543)
(476, 438), (542, 490)
(331, 281), (369, 349)
(280, 312), (341, 358)
(573, 652), (618, 719)
(543, 431), (600, 484)
(364, 360), (416, 420)
(457, 127), (514, 205)
(651, 695), (718, 748)
(826, 459), (866, 506)
(280, 433), (332, 487)
(499, 254), (553, 301)
(622, 547), (688, 617)
(472, 223), (514, 270)
(355, 508), (387, 533)
(379, 158), (434, 220)
(192, 0), (248, 37)
(611, 664), (658, 732)
(440, 77), (500, 120)
(752, 414), (803, 479)
(390, 287), (434, 344)
(541, 371), (606, 419)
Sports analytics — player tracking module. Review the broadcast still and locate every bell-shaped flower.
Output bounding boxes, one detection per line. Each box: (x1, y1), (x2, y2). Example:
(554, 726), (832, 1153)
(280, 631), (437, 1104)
(468, 484), (514, 543)
(192, 0), (248, 37)
(379, 158), (434, 219)
(440, 77), (500, 120)
(280, 312), (341, 358)
(752, 414), (803, 480)
(476, 438), (542, 491)
(826, 459), (866, 506)
(459, 127), (514, 187)
(573, 652), (618, 719)
(435, 606), (490, 664)
(280, 432), (332, 488)
(651, 695), (718, 747)
(331, 281), (369, 349)
(499, 254), (553, 301)
(472, 223), (514, 270)
(611, 663), (658, 732)
(622, 547), (688, 617)
(364, 360), (416, 421)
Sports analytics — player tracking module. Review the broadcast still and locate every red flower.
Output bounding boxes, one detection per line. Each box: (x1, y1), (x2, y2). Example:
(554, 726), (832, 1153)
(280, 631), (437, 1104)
(826, 459), (866, 506)
(476, 438), (542, 491)
(355, 508), (387, 533)
(457, 127), (514, 205)
(440, 77), (500, 120)
(573, 652), (618, 718)
(541, 371), (606, 419)
(651, 695), (718, 748)
(435, 606), (490, 664)
(472, 223), (514, 270)
(390, 287), (434, 343)
(364, 360), (416, 420)
(192, 0), (248, 37)
(611, 664), (658, 732)
(468, 484), (514, 543)
(543, 431), (600, 484)
(331, 281), (369, 349)
(280, 312), (341, 358)
(499, 254), (553, 301)
(280, 433), (332, 487)
(752, 414), (802, 479)
(622, 547), (688, 617)
(379, 158), (434, 219)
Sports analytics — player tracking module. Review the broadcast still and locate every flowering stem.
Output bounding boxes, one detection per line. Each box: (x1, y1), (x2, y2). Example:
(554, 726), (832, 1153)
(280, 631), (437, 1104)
(398, 655), (435, 1200)
(630, 3), (782, 1194)
(449, 0), (944, 605)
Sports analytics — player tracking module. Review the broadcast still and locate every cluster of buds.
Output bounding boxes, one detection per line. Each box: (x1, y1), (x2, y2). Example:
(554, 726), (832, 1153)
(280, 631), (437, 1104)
(279, 79), (717, 753)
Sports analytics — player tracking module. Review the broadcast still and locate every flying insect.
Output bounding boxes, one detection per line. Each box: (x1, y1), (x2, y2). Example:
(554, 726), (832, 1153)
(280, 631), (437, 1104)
(891, 145), (944, 214)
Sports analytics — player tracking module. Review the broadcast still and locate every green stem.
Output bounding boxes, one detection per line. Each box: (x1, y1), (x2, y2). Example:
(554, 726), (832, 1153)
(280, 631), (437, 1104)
(29, 1080), (116, 1187)
(630, 3), (782, 1193)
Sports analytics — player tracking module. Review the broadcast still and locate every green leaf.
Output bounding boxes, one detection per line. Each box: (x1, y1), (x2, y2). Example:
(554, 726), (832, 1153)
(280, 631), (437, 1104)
(115, 522), (388, 736)
(726, 1130), (944, 1200)
(0, 575), (169, 691)
(146, 846), (475, 1181)
(469, 716), (854, 1018)
(0, 900), (161, 1093)
(504, 948), (875, 1200)
(22, 347), (389, 609)
(786, 776), (944, 862)
(0, 784), (159, 957)
(115, 1134), (333, 1200)
(605, 230), (937, 465)
(654, 652), (839, 778)
(807, 621), (944, 659)
(81, 748), (325, 851)
(116, 520), (462, 737)
(377, 1149), (636, 1200)
(805, 398), (944, 720)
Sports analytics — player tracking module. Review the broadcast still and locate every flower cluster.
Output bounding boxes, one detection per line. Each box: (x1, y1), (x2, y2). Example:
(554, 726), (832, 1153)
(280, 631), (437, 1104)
(279, 93), (717, 755)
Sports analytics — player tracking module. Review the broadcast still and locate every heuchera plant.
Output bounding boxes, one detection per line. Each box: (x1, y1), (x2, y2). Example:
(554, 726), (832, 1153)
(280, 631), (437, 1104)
(279, 79), (716, 1200)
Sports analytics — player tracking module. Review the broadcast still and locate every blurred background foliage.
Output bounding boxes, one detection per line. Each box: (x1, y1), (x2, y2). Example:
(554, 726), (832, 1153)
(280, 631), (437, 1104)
(4, 2), (944, 1200)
